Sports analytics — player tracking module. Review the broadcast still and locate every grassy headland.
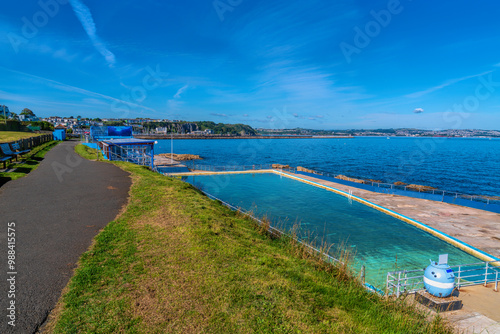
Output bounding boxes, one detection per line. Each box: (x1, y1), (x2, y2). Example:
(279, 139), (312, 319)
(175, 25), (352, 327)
(0, 131), (45, 143)
(0, 141), (58, 186)
(46, 144), (454, 333)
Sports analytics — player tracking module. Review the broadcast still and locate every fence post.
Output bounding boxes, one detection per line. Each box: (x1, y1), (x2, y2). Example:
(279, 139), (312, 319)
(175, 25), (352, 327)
(457, 265), (461, 290)
(404, 270), (408, 293)
(386, 273), (390, 296)
(484, 262), (489, 286)
(396, 272), (401, 298)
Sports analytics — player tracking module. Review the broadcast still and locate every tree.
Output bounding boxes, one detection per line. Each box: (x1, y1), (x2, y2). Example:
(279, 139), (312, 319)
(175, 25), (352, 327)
(20, 108), (34, 116)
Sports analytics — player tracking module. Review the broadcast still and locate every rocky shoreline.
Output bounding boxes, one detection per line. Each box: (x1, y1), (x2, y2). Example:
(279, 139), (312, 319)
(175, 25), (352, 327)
(294, 166), (439, 191)
(157, 153), (202, 161)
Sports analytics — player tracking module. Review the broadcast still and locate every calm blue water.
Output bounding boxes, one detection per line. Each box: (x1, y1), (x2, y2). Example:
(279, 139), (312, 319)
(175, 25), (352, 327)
(184, 173), (480, 287)
(157, 137), (500, 197)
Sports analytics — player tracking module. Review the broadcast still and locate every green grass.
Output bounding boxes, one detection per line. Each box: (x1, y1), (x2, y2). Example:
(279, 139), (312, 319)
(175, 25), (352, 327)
(46, 144), (454, 333)
(74, 143), (104, 161)
(0, 131), (44, 143)
(0, 141), (59, 187)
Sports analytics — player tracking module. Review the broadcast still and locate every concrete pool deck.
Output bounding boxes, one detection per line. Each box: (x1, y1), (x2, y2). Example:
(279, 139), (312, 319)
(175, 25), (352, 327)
(418, 283), (500, 334)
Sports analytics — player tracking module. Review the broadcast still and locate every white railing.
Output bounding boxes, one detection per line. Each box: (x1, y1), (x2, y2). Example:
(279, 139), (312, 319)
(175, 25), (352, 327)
(386, 261), (500, 297)
(107, 149), (152, 167)
(293, 169), (500, 206)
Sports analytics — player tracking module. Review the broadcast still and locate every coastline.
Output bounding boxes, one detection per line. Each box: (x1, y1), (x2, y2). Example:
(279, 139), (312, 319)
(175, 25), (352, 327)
(135, 134), (355, 140)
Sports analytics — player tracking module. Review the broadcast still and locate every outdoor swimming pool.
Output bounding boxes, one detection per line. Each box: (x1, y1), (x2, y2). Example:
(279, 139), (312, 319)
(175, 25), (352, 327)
(183, 172), (483, 287)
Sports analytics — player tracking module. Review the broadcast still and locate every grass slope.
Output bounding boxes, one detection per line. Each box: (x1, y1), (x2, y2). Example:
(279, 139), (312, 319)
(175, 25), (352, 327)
(74, 143), (104, 161)
(47, 144), (453, 333)
(0, 131), (44, 143)
(0, 141), (58, 186)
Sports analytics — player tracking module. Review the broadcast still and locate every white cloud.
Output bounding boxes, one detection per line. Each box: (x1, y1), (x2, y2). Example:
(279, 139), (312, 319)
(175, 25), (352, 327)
(0, 67), (156, 112)
(173, 84), (189, 99)
(405, 71), (491, 99)
(69, 0), (116, 67)
(210, 112), (228, 118)
(413, 108), (424, 114)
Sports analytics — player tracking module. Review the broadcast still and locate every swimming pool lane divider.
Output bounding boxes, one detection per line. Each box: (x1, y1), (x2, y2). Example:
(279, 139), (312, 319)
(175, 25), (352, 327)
(273, 170), (500, 266)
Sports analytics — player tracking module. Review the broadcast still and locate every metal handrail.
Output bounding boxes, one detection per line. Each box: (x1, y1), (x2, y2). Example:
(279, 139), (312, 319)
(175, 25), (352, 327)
(386, 261), (500, 297)
(106, 149), (152, 167)
(191, 164), (279, 172)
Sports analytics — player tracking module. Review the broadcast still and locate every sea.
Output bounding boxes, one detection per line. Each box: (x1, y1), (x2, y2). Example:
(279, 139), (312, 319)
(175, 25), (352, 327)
(155, 137), (500, 197)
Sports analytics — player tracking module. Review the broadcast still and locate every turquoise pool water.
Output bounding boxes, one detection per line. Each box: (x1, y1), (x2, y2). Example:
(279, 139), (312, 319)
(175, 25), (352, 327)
(183, 172), (481, 287)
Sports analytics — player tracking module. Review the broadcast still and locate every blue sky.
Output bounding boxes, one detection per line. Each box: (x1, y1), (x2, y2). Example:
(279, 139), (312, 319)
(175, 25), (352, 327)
(1, 0), (500, 129)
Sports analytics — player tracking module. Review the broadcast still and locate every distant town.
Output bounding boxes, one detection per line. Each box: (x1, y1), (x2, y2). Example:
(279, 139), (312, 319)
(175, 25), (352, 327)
(258, 127), (500, 138)
(1, 105), (499, 138)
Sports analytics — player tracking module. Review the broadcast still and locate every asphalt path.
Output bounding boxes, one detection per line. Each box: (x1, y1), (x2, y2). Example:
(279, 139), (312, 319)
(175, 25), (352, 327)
(0, 140), (131, 333)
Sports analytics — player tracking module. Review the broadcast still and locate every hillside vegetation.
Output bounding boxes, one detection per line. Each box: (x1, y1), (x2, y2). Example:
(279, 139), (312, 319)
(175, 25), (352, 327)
(45, 144), (453, 333)
(141, 120), (258, 135)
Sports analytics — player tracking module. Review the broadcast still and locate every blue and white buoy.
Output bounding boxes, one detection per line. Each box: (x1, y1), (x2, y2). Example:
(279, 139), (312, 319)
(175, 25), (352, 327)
(423, 254), (455, 298)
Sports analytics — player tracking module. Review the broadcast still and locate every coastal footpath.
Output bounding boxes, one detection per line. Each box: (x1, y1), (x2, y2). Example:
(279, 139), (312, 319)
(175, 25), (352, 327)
(0, 141), (130, 333)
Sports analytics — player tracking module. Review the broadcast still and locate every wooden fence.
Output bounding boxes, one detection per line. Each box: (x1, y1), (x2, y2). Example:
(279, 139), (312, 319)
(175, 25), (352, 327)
(7, 134), (53, 150)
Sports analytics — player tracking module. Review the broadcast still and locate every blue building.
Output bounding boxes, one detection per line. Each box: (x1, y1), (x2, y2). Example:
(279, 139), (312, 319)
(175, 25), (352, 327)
(53, 125), (66, 141)
(101, 138), (155, 169)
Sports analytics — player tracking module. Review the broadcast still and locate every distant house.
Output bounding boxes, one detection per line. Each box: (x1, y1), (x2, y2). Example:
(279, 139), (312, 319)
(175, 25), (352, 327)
(19, 114), (39, 122)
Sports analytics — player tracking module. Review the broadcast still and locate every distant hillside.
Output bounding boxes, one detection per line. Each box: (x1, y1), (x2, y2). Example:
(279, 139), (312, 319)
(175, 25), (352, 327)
(140, 120), (257, 135)
(196, 121), (257, 135)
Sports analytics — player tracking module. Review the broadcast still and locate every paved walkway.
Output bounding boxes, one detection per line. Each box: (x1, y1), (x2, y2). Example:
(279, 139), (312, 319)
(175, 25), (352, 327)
(0, 141), (131, 333)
